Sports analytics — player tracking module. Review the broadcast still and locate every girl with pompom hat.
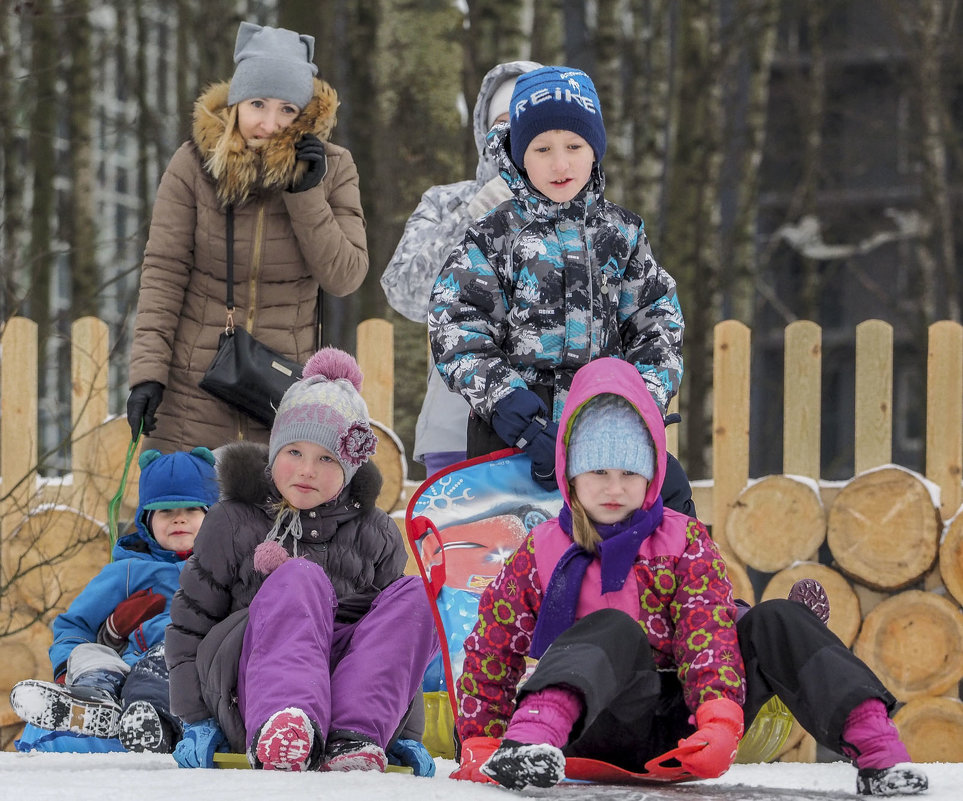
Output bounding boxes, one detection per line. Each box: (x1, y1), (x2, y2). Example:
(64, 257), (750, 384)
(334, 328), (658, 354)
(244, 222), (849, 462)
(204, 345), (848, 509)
(167, 348), (440, 775)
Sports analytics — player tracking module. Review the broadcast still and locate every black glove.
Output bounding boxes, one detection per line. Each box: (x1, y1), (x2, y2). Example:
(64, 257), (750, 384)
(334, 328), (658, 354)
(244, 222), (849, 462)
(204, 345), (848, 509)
(290, 133), (327, 193)
(126, 381), (164, 439)
(491, 389), (559, 491)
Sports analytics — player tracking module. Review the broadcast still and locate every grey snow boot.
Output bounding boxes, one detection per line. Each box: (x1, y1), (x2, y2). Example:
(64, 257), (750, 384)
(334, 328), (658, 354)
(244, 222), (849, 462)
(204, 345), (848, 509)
(10, 679), (122, 737)
(481, 739), (567, 790)
(856, 763), (928, 796)
(118, 700), (174, 753)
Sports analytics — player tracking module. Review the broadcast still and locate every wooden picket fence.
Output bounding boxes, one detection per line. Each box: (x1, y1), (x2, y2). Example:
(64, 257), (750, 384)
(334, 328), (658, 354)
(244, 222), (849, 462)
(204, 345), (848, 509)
(1, 315), (962, 760)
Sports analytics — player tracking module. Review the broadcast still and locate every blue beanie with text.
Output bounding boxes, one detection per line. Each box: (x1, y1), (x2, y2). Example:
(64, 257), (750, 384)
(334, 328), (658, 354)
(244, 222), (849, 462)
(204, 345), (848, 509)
(509, 65), (606, 166)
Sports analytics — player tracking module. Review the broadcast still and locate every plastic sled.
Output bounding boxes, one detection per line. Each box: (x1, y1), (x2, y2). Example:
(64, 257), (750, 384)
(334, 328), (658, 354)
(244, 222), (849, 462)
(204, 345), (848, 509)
(212, 752), (413, 772)
(405, 449), (795, 774)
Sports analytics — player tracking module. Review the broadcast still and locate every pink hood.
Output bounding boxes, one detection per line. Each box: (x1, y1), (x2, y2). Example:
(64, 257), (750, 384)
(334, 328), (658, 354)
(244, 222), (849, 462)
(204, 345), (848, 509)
(555, 357), (668, 511)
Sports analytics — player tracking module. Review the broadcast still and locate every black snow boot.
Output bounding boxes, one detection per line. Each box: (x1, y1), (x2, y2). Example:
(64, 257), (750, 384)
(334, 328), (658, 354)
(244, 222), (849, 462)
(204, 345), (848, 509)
(856, 764), (928, 796)
(481, 739), (566, 790)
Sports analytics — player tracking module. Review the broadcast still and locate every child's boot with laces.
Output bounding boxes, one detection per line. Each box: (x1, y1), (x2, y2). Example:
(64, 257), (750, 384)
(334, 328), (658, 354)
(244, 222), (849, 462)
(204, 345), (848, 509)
(10, 664), (125, 738)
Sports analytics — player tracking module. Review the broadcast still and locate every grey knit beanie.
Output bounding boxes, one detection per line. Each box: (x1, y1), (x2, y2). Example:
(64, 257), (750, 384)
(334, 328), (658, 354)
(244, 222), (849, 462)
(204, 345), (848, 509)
(566, 395), (655, 480)
(268, 348), (377, 483)
(228, 22), (318, 110)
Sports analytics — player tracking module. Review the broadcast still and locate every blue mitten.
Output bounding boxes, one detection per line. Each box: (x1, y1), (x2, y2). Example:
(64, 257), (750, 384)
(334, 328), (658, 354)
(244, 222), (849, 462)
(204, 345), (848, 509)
(491, 389), (559, 491)
(172, 717), (226, 769)
(387, 737), (437, 777)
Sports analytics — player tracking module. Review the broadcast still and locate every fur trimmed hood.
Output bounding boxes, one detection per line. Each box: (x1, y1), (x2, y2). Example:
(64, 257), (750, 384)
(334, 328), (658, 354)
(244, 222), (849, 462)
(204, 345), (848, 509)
(215, 440), (383, 512)
(191, 78), (339, 207)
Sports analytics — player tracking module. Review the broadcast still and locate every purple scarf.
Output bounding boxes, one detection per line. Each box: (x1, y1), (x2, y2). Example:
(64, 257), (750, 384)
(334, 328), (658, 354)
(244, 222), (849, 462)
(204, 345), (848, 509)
(529, 498), (664, 658)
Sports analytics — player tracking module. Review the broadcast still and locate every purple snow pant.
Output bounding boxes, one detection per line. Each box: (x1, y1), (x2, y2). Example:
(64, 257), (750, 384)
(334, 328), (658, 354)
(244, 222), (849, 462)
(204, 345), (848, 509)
(236, 558), (439, 750)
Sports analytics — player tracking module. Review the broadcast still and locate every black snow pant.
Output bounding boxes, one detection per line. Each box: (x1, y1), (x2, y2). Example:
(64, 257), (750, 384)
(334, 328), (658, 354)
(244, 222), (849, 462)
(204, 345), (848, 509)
(737, 599), (895, 753)
(515, 608), (693, 772)
(466, 395), (696, 518)
(515, 602), (895, 771)
(120, 643), (182, 740)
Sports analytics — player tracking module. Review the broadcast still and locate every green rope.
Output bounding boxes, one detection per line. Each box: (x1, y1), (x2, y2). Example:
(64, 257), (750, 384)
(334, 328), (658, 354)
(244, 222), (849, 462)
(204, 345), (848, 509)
(107, 425), (141, 560)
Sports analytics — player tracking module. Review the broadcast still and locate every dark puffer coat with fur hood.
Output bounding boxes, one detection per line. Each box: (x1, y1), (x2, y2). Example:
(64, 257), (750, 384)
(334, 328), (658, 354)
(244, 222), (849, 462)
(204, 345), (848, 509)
(129, 78), (368, 452)
(165, 441), (405, 750)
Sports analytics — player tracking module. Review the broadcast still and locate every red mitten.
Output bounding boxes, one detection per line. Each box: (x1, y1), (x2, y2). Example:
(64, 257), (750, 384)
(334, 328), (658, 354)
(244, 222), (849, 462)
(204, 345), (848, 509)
(449, 736), (501, 783)
(105, 588), (166, 641)
(677, 697), (744, 779)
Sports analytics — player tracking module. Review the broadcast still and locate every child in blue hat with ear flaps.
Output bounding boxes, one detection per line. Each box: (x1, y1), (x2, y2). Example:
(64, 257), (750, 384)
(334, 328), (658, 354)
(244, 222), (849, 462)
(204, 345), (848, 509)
(11, 447), (218, 754)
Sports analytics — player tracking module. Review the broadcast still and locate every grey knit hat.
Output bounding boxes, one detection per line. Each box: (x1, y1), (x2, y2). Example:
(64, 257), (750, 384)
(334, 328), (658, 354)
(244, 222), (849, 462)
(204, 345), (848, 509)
(228, 22), (318, 110)
(268, 347), (377, 484)
(566, 395), (655, 480)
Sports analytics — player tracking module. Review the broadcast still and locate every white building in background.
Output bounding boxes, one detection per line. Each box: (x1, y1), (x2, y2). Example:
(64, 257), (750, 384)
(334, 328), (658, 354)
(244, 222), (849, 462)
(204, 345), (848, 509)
(1, 2), (278, 472)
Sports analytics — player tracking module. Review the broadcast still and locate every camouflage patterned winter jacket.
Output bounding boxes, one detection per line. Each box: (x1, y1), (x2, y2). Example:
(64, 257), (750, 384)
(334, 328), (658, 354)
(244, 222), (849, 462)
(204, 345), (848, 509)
(427, 123), (684, 422)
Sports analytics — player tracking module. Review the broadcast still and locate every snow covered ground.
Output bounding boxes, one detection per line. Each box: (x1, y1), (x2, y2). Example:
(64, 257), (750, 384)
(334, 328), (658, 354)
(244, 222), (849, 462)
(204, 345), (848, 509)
(0, 752), (959, 801)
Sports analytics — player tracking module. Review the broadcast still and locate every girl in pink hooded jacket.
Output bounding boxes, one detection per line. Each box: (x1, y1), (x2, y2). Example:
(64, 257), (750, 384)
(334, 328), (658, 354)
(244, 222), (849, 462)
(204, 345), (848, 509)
(452, 356), (746, 788)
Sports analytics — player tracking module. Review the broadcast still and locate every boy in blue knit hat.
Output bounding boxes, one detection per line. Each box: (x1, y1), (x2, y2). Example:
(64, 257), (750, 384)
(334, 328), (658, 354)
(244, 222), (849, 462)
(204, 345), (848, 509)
(427, 65), (692, 516)
(10, 447), (218, 754)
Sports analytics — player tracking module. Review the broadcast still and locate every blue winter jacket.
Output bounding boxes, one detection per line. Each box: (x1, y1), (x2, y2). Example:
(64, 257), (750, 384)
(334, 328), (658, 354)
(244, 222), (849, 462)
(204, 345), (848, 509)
(428, 123), (684, 421)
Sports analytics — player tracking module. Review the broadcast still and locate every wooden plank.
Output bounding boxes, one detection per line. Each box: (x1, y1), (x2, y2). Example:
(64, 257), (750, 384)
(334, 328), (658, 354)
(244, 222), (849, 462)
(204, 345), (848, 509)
(1, 317), (39, 545)
(70, 317), (110, 517)
(854, 319), (893, 474)
(926, 321), (963, 519)
(356, 318), (394, 429)
(712, 320), (750, 557)
(783, 320), (821, 478)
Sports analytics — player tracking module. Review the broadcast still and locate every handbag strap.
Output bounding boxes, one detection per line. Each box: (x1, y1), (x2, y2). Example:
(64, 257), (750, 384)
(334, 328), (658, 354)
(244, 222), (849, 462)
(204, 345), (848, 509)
(223, 203), (323, 347)
(224, 204), (236, 333)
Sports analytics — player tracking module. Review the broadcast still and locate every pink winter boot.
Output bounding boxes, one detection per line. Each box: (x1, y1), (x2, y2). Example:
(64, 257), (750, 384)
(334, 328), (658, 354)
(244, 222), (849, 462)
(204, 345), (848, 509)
(481, 685), (583, 790)
(841, 698), (927, 796)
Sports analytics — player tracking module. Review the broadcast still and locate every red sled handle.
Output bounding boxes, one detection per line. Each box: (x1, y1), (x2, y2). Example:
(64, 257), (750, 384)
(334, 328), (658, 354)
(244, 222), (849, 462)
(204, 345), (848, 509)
(564, 742), (704, 784)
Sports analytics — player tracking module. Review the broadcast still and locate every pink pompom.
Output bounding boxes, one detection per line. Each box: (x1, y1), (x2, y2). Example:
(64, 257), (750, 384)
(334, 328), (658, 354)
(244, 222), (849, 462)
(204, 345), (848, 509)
(253, 540), (289, 575)
(302, 347), (363, 390)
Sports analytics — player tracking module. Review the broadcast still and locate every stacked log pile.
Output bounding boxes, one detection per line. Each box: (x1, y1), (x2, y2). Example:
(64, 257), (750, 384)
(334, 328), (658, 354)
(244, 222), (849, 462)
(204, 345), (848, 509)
(725, 467), (963, 763)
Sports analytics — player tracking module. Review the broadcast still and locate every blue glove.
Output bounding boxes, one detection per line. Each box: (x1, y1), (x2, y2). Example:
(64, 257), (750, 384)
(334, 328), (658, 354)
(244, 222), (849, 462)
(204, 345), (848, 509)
(172, 717), (226, 769)
(491, 389), (559, 491)
(388, 737), (436, 777)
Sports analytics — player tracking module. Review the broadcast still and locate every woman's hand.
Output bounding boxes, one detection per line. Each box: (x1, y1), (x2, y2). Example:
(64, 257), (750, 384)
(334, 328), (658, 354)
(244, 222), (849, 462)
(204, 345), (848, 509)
(126, 381), (164, 439)
(290, 134), (327, 193)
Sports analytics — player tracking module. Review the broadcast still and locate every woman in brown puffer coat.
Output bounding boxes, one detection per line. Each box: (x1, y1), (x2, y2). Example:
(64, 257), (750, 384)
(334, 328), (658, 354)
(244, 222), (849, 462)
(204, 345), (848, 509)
(127, 22), (368, 452)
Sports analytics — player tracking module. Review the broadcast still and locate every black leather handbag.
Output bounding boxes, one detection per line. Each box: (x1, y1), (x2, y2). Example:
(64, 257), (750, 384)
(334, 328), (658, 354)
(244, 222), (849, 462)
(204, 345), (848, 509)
(200, 205), (318, 426)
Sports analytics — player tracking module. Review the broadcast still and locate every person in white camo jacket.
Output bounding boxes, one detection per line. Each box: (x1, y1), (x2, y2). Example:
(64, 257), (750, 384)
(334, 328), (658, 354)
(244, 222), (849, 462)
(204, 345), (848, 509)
(381, 60), (541, 478)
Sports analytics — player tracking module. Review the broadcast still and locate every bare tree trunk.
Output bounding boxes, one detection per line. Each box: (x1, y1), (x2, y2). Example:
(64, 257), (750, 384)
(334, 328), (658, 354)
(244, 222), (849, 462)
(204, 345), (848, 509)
(26, 0), (58, 348)
(663, 0), (724, 478)
(792, 3), (827, 322)
(593, 0), (623, 204)
(896, 0), (961, 323)
(0, 1), (26, 323)
(529, 0), (564, 65)
(624, 0), (673, 246)
(64, 0), (98, 320)
(175, 0), (193, 144)
(724, 0), (778, 325)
